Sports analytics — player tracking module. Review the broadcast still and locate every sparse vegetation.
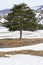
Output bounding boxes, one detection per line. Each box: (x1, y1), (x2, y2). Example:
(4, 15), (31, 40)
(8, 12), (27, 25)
(0, 50), (43, 57)
(0, 38), (43, 48)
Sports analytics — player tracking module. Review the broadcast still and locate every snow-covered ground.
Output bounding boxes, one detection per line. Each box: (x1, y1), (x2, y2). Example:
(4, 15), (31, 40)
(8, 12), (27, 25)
(0, 54), (43, 65)
(0, 43), (43, 65)
(0, 26), (43, 39)
(0, 26), (43, 52)
(0, 26), (43, 65)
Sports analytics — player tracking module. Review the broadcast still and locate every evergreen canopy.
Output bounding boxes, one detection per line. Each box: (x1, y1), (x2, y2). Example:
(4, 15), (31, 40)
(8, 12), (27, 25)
(3, 3), (38, 39)
(4, 3), (38, 31)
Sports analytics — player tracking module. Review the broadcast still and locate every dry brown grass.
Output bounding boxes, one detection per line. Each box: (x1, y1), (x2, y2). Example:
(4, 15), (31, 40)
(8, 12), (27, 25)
(0, 38), (43, 57)
(0, 38), (43, 48)
(0, 50), (43, 57)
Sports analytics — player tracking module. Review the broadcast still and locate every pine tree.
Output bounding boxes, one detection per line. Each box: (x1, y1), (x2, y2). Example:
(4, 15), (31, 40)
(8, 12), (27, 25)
(3, 3), (38, 39)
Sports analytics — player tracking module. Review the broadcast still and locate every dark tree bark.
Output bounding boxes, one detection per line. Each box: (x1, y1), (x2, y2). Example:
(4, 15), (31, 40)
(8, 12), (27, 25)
(20, 30), (22, 40)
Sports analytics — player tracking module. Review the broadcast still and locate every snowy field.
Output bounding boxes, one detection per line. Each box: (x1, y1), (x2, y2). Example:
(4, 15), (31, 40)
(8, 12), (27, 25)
(0, 54), (43, 65)
(0, 42), (43, 65)
(0, 26), (43, 39)
(0, 26), (43, 65)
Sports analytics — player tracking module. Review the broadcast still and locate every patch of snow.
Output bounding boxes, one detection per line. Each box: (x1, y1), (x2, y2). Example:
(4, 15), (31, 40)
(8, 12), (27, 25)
(0, 26), (9, 32)
(0, 54), (43, 65)
(38, 19), (43, 24)
(0, 18), (5, 23)
(0, 27), (43, 39)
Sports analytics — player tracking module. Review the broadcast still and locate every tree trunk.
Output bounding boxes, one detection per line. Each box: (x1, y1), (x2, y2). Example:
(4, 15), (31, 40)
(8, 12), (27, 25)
(20, 30), (22, 40)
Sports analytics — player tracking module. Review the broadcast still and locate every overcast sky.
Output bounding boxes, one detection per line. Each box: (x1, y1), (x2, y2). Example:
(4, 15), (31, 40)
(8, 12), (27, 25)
(0, 0), (43, 10)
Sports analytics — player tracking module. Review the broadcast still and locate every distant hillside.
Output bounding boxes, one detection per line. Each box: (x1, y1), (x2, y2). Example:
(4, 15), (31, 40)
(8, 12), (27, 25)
(0, 5), (43, 24)
(0, 9), (10, 15)
(0, 5), (43, 14)
(33, 5), (43, 13)
(0, 5), (43, 15)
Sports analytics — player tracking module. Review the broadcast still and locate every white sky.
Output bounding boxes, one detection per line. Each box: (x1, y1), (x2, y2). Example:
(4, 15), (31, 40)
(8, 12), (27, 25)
(0, 0), (43, 10)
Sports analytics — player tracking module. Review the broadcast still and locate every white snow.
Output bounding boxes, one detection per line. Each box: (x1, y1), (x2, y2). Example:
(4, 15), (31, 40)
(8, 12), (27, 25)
(0, 18), (6, 23)
(0, 27), (43, 39)
(0, 54), (43, 65)
(0, 27), (43, 52)
(0, 27), (43, 65)
(0, 26), (9, 32)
